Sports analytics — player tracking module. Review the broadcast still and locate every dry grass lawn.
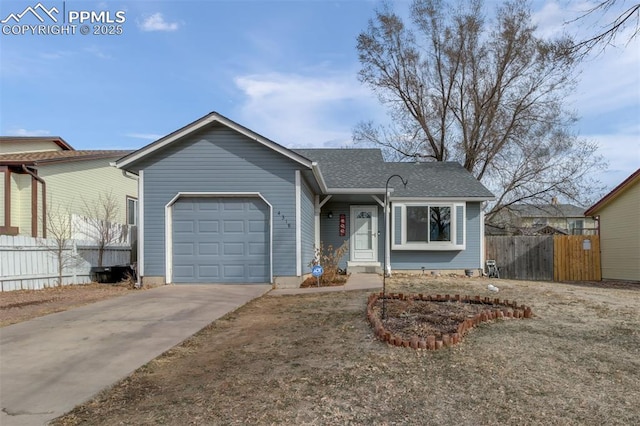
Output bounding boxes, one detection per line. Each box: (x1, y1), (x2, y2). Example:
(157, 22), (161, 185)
(49, 276), (640, 425)
(0, 283), (133, 327)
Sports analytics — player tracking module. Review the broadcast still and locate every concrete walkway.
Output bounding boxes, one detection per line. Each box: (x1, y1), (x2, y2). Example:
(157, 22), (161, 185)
(270, 272), (383, 295)
(0, 284), (271, 426)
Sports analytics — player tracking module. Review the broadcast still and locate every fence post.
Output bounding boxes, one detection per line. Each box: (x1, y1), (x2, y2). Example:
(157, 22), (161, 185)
(72, 239), (78, 284)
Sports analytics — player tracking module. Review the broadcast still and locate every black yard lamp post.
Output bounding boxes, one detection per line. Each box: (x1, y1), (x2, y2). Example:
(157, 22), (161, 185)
(382, 174), (408, 319)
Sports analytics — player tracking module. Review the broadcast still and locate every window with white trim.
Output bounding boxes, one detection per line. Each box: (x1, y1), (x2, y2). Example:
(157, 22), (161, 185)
(126, 197), (138, 226)
(392, 202), (465, 250)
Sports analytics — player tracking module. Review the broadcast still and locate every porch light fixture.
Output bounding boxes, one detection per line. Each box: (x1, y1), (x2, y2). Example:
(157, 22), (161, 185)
(327, 211), (333, 219)
(383, 174), (408, 320)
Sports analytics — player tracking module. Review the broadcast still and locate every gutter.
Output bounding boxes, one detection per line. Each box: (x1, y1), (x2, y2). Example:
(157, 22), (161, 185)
(120, 169), (138, 180)
(21, 165), (47, 238)
(311, 162), (328, 193)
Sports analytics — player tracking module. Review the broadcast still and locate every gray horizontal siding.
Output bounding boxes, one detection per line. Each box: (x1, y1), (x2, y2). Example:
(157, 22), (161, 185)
(391, 202), (482, 270)
(300, 177), (315, 273)
(319, 202), (351, 270)
(319, 202), (384, 270)
(138, 124), (303, 279)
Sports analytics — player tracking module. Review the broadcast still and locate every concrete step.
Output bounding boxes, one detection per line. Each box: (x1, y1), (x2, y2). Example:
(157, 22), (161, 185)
(348, 264), (382, 274)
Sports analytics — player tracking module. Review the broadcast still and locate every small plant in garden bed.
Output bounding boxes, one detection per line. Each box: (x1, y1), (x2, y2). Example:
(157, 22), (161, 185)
(367, 292), (533, 350)
(303, 241), (348, 287)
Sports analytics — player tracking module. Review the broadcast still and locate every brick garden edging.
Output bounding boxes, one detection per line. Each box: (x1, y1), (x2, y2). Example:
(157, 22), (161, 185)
(367, 292), (533, 350)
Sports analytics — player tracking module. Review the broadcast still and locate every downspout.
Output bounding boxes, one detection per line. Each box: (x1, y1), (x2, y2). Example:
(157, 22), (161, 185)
(22, 165), (46, 238)
(591, 214), (602, 281)
(120, 168), (140, 286)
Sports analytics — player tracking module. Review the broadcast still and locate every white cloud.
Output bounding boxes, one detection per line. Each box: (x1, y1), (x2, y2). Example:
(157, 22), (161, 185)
(233, 71), (382, 148)
(7, 128), (51, 136)
(138, 13), (180, 32)
(583, 127), (640, 191)
(573, 38), (640, 117)
(83, 46), (111, 59)
(39, 50), (74, 60)
(125, 133), (163, 141)
(530, 2), (639, 194)
(532, 1), (616, 40)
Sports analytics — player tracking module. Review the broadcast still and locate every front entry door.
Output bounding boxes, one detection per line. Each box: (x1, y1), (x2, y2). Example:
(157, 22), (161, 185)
(350, 205), (378, 262)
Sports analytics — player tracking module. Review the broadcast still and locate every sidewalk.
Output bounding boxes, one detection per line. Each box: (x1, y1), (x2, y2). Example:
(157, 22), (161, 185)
(269, 272), (383, 295)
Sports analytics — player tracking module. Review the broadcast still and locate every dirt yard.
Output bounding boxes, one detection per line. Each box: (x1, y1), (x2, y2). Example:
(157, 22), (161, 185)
(26, 275), (635, 425)
(0, 283), (134, 327)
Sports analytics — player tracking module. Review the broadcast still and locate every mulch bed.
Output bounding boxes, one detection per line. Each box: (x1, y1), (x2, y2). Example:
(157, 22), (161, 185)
(368, 293), (533, 350)
(379, 298), (491, 339)
(299, 275), (348, 288)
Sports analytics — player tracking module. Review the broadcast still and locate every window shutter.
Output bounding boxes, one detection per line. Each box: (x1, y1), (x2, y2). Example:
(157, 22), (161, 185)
(456, 205), (464, 245)
(394, 205), (402, 245)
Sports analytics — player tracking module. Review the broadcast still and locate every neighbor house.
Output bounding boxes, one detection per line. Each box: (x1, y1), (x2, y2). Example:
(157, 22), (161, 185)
(585, 169), (640, 282)
(115, 112), (495, 287)
(0, 136), (137, 239)
(487, 201), (596, 236)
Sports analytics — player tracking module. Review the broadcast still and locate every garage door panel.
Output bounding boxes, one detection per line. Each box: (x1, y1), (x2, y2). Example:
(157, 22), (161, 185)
(198, 265), (220, 279)
(248, 220), (267, 233)
(248, 264), (268, 279)
(174, 242), (194, 256)
(174, 265), (195, 277)
(198, 220), (219, 233)
(223, 242), (245, 255)
(174, 200), (195, 211)
(223, 220), (244, 233)
(248, 242), (267, 255)
(198, 202), (219, 211)
(223, 200), (244, 211)
(223, 264), (245, 278)
(174, 220), (194, 233)
(172, 197), (269, 283)
(198, 242), (219, 255)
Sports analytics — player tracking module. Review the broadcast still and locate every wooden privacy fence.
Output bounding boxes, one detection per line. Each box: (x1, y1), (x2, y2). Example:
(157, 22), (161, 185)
(485, 236), (554, 281)
(554, 235), (601, 281)
(0, 235), (132, 291)
(485, 235), (601, 282)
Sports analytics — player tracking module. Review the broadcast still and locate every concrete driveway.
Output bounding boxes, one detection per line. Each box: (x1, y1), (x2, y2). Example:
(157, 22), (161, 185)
(0, 284), (271, 426)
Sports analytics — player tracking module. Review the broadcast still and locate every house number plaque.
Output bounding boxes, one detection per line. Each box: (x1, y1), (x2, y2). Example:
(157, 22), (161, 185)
(339, 214), (346, 236)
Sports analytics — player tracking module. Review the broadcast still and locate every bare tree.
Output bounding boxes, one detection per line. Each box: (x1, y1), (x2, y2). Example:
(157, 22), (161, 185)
(355, 0), (606, 226)
(80, 191), (122, 267)
(40, 203), (80, 286)
(569, 1), (640, 54)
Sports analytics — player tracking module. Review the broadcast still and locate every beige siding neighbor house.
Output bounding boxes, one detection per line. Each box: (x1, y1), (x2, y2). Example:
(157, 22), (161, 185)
(585, 169), (640, 282)
(0, 137), (136, 239)
(487, 200), (596, 236)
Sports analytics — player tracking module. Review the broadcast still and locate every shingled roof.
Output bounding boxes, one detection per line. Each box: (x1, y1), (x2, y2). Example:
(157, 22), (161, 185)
(509, 203), (586, 218)
(0, 150), (132, 165)
(295, 148), (494, 199)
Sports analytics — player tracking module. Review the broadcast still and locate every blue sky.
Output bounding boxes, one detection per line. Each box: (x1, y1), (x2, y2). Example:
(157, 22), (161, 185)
(1, 0), (638, 194)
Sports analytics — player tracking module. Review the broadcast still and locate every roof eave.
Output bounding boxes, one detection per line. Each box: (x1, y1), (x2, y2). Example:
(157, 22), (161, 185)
(311, 162), (328, 193)
(0, 161), (36, 167)
(36, 153), (130, 165)
(1, 152), (130, 167)
(325, 188), (388, 195)
(585, 168), (640, 216)
(391, 196), (495, 202)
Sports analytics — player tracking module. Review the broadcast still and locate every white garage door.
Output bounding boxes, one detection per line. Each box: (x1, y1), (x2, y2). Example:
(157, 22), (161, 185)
(172, 197), (269, 283)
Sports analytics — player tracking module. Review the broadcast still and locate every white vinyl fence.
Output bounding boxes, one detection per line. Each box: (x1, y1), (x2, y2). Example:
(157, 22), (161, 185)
(0, 235), (132, 291)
